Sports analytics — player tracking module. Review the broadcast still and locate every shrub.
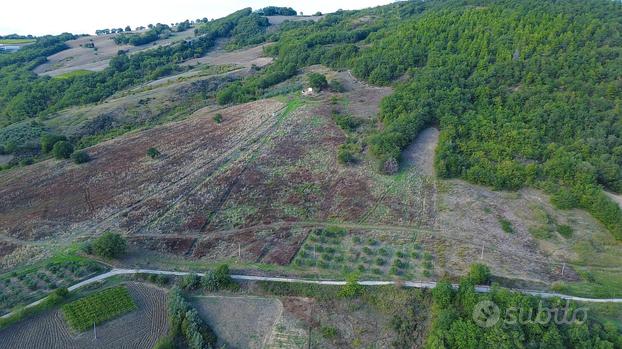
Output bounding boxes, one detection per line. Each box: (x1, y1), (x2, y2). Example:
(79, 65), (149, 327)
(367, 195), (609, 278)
(338, 273), (363, 298)
(334, 114), (362, 132)
(338, 143), (359, 164)
(321, 325), (339, 339)
(468, 263), (491, 285)
(19, 158), (33, 166)
(147, 147), (161, 159)
(40, 134), (67, 153)
(329, 80), (345, 92)
(499, 218), (514, 234)
(71, 150), (90, 164)
(213, 113), (223, 124)
(202, 264), (235, 291)
(92, 232), (127, 259)
(307, 72), (328, 90)
(557, 224), (573, 238)
(179, 273), (201, 291)
(52, 141), (74, 159)
(153, 336), (175, 349)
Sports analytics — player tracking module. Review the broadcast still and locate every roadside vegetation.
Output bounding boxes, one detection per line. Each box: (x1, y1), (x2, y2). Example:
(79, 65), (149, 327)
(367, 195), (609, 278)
(427, 265), (622, 348)
(0, 287), (69, 330)
(160, 287), (218, 349)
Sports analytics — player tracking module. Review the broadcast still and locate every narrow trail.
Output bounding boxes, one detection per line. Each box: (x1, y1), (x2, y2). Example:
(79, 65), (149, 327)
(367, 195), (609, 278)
(3, 267), (622, 321)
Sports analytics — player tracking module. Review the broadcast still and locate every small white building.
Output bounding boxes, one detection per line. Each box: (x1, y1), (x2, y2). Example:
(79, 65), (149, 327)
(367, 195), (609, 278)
(302, 87), (315, 96)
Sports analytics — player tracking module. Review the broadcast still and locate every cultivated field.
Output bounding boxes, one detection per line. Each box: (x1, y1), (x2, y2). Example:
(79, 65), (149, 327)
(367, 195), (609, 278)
(0, 256), (106, 315)
(0, 282), (168, 349)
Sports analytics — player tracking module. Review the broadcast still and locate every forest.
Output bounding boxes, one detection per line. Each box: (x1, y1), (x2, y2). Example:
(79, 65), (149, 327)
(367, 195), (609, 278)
(1, 0), (622, 239)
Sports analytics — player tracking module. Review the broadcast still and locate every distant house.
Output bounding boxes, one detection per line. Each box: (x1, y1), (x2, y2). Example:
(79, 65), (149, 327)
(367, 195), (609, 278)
(302, 87), (315, 96)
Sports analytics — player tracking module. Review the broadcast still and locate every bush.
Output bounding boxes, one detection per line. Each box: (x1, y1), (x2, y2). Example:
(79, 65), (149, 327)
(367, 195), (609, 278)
(153, 336), (175, 349)
(329, 79), (345, 92)
(213, 113), (223, 124)
(338, 273), (364, 298)
(307, 72), (328, 90)
(92, 232), (127, 259)
(557, 224), (573, 238)
(40, 134), (67, 153)
(499, 218), (514, 234)
(179, 273), (201, 291)
(52, 141), (74, 159)
(337, 144), (358, 164)
(147, 147), (161, 159)
(468, 264), (491, 285)
(71, 150), (90, 164)
(321, 325), (339, 339)
(334, 114), (362, 131)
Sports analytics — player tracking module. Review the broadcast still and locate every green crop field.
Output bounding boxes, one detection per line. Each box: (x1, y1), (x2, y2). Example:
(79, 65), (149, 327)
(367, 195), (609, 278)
(53, 69), (94, 80)
(62, 286), (137, 332)
(0, 39), (35, 44)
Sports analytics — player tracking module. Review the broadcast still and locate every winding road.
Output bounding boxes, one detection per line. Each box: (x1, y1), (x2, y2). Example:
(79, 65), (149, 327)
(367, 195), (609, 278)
(4, 267), (621, 321)
(69, 268), (622, 303)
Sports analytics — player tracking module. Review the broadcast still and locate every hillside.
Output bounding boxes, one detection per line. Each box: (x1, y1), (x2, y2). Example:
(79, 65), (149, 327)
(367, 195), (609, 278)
(1, 1), (622, 348)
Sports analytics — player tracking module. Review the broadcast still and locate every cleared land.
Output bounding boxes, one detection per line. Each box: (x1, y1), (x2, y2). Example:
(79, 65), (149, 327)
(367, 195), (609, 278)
(32, 29), (195, 77)
(193, 295), (282, 349)
(182, 43), (273, 68)
(0, 282), (168, 349)
(266, 15), (324, 25)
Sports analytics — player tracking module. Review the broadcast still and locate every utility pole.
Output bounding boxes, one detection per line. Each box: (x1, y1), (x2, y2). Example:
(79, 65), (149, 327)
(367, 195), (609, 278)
(93, 322), (97, 341)
(561, 263), (565, 277)
(480, 242), (484, 260)
(238, 243), (241, 260)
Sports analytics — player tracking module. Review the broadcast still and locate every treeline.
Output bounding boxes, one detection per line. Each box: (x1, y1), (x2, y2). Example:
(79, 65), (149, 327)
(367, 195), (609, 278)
(0, 34), (35, 40)
(426, 265), (622, 348)
(256, 6), (297, 16)
(158, 287), (217, 349)
(113, 23), (171, 46)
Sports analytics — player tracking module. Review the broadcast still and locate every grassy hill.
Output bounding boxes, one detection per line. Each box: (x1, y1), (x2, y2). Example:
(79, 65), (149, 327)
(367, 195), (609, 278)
(1, 2), (622, 348)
